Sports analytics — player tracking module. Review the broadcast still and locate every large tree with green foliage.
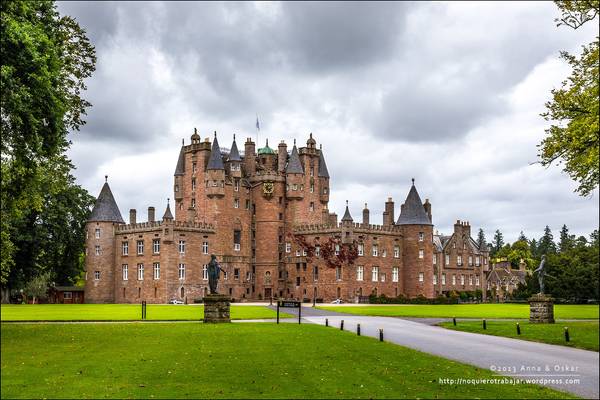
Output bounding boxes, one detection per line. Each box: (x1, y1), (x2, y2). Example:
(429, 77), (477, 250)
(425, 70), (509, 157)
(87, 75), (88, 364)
(1, 0), (96, 300)
(491, 229), (505, 257)
(539, 1), (599, 196)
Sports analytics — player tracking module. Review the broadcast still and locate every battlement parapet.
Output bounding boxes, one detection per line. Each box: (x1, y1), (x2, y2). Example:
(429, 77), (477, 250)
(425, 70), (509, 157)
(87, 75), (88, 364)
(116, 220), (215, 234)
(292, 222), (402, 235)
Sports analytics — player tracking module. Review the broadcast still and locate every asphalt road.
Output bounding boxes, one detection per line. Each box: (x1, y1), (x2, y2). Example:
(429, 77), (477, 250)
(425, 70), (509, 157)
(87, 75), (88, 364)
(296, 312), (598, 399)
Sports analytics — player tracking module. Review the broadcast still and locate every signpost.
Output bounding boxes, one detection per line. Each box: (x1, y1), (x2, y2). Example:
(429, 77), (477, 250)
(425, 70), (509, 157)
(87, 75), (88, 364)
(277, 300), (302, 324)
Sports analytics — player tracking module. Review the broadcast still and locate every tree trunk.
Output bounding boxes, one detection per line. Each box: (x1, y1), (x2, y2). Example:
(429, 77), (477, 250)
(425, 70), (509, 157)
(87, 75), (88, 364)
(0, 287), (10, 304)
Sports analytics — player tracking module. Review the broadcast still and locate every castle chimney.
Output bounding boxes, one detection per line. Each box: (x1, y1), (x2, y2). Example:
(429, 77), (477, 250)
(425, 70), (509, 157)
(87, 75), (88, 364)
(423, 199), (432, 223)
(129, 209), (137, 225)
(148, 207), (155, 222)
(277, 140), (287, 173)
(383, 197), (394, 226)
(362, 203), (370, 226)
(244, 138), (256, 175)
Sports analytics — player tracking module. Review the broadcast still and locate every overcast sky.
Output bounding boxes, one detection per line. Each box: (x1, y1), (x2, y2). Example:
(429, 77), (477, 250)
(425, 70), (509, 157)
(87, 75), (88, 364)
(58, 1), (599, 243)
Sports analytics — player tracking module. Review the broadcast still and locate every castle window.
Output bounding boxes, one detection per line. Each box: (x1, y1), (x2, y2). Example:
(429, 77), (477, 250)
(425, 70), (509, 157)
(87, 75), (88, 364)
(95, 245), (101, 256)
(234, 268), (240, 280)
(445, 254), (450, 265)
(234, 230), (241, 251)
(95, 228), (101, 239)
(178, 264), (186, 280)
(457, 255), (463, 266)
(442, 273), (446, 285)
(433, 254), (437, 265)
(234, 198), (239, 209)
(418, 249), (424, 259)
(469, 256), (473, 266)
(372, 245), (378, 257)
(356, 266), (364, 281)
(469, 275), (473, 285)
(381, 272), (386, 282)
(192, 178), (196, 191)
(292, 184), (297, 191)
(245, 199), (250, 209)
(382, 249), (387, 258)
(286, 184), (289, 191)
(358, 243), (364, 256)
(94, 271), (100, 280)
(181, 287), (185, 298)
(310, 183), (314, 193)
(315, 246), (320, 257)
(223, 270), (228, 280)
(335, 244), (340, 256)
(296, 277), (300, 286)
(309, 202), (314, 212)
(178, 240), (186, 254)
(278, 213), (283, 220)
(394, 246), (400, 258)
(323, 187), (328, 194)
(191, 198), (196, 209)
(484, 257), (487, 265)
(192, 162), (197, 173)
(313, 266), (319, 281)
(175, 185), (179, 192)
(476, 256), (480, 266)
(203, 265), (208, 280)
(392, 267), (399, 282)
(418, 232), (424, 241)
(122, 242), (129, 256)
(137, 240), (144, 255)
(310, 167), (314, 177)
(452, 242), (456, 249)
(153, 263), (160, 280)
(433, 274), (437, 285)
(460, 274), (465, 285)
(285, 243), (291, 253)
(234, 179), (239, 192)
(336, 266), (342, 281)
(300, 184), (304, 191)
(296, 249), (301, 257)
(212, 181), (218, 187)
(371, 266), (379, 282)
(122, 264), (128, 281)
(452, 275), (456, 285)
(302, 249), (307, 256)
(202, 241), (209, 254)
(475, 275), (480, 286)
(153, 239), (160, 254)
(419, 272), (424, 282)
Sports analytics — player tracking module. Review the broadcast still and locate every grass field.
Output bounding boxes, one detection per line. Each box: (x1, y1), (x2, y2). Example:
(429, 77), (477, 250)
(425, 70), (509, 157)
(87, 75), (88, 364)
(317, 304), (599, 319)
(0, 304), (291, 321)
(439, 320), (599, 351)
(0, 323), (573, 399)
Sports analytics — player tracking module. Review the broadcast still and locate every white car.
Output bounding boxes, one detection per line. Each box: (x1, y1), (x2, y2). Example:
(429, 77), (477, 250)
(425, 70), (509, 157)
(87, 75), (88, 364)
(169, 299), (184, 304)
(330, 299), (344, 304)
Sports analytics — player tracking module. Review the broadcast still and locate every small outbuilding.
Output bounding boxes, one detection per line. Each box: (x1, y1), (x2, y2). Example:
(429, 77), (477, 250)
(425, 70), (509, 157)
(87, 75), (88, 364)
(49, 286), (85, 304)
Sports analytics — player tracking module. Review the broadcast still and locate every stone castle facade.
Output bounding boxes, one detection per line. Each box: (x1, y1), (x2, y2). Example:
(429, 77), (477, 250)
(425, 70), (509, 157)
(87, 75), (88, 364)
(85, 131), (489, 303)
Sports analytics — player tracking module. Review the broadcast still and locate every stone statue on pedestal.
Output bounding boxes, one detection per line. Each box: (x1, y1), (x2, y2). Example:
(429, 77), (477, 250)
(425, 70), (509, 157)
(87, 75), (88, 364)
(207, 254), (223, 295)
(534, 255), (547, 294)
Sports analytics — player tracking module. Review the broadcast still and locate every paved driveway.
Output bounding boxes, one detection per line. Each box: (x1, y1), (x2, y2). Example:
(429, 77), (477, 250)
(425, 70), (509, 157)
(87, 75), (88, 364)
(298, 312), (598, 398)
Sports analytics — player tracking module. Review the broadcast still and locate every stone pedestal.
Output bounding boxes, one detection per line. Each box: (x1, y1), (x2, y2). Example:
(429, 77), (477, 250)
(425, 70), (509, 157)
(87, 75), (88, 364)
(203, 294), (231, 323)
(529, 293), (555, 323)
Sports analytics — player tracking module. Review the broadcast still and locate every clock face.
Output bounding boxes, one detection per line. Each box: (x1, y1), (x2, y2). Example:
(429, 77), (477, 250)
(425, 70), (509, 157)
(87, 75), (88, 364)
(263, 181), (274, 195)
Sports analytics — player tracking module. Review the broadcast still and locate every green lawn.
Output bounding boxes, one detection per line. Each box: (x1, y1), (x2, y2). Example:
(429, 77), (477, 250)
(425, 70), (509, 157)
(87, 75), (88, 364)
(1, 323), (572, 399)
(317, 304), (599, 319)
(0, 304), (291, 321)
(439, 320), (599, 352)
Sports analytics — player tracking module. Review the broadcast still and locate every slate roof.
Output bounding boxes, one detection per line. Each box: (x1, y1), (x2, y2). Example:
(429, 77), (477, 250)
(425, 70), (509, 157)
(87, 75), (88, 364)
(207, 135), (225, 170)
(229, 136), (241, 161)
(174, 146), (185, 176)
(162, 201), (174, 220)
(318, 148), (329, 178)
(258, 139), (275, 155)
(89, 182), (125, 223)
(286, 144), (304, 174)
(341, 201), (353, 222)
(396, 182), (432, 225)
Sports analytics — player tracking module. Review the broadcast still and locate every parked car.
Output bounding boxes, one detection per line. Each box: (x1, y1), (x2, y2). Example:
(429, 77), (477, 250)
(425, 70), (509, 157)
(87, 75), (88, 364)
(169, 299), (184, 304)
(330, 299), (344, 304)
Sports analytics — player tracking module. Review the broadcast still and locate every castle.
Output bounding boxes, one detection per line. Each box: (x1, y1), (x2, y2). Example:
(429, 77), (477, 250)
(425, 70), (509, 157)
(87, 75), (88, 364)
(84, 131), (490, 303)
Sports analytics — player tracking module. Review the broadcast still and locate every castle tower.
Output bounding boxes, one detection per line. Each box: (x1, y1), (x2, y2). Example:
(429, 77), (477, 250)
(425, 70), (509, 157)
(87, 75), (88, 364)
(85, 176), (125, 303)
(173, 140), (185, 219)
(397, 179), (435, 298)
(286, 141), (304, 200)
(205, 133), (225, 199)
(228, 135), (242, 179)
(244, 138), (256, 176)
(318, 144), (330, 209)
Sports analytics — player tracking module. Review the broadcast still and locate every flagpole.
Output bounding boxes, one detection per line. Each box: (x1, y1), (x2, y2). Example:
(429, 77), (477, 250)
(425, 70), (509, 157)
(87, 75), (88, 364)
(255, 114), (260, 146)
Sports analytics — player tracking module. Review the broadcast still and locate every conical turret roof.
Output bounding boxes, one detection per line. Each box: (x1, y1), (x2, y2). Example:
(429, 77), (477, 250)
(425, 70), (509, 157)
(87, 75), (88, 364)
(162, 200), (174, 220)
(229, 135), (241, 161)
(207, 134), (225, 170)
(341, 201), (353, 222)
(174, 145), (185, 176)
(89, 180), (125, 223)
(286, 142), (304, 174)
(318, 146), (329, 178)
(397, 180), (432, 225)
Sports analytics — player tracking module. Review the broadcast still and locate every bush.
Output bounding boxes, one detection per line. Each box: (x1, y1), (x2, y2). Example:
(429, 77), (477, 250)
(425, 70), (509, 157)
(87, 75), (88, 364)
(193, 298), (203, 304)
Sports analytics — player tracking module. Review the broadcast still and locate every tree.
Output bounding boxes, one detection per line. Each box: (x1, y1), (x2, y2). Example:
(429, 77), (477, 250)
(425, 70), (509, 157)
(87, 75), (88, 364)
(1, 0), (96, 300)
(538, 225), (557, 256)
(538, 1), (599, 196)
(559, 224), (575, 252)
(476, 228), (486, 250)
(518, 231), (528, 242)
(492, 229), (504, 256)
(24, 271), (52, 304)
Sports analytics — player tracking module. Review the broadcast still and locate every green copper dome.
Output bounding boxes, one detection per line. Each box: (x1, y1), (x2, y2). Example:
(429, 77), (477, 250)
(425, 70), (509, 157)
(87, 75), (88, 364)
(257, 139), (275, 155)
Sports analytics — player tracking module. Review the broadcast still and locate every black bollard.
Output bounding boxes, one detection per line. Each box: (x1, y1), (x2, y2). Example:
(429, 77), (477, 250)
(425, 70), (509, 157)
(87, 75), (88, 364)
(379, 328), (384, 342)
(516, 322), (521, 335)
(453, 317), (456, 326)
(340, 320), (344, 330)
(357, 324), (361, 336)
(564, 327), (570, 342)
(325, 318), (328, 327)
(483, 319), (487, 330)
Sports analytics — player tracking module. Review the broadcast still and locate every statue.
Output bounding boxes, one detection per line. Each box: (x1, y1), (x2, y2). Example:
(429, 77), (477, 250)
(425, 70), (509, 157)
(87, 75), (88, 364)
(207, 254), (223, 295)
(533, 255), (546, 294)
